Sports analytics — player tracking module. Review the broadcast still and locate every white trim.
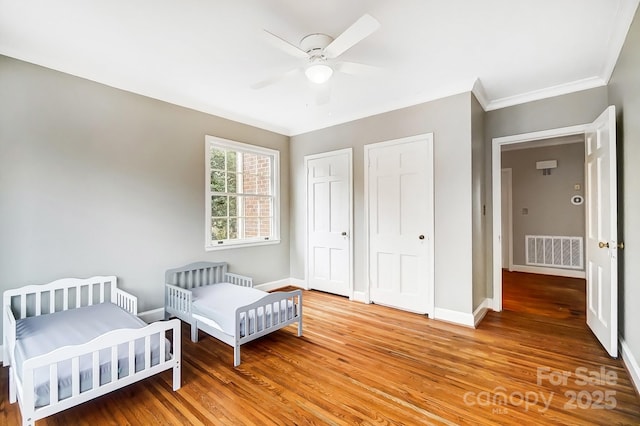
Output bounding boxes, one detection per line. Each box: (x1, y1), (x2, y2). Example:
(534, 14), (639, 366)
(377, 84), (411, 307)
(364, 134), (435, 317)
(254, 279), (293, 292)
(138, 307), (165, 323)
(304, 148), (354, 298)
(351, 291), (369, 304)
(620, 338), (640, 395)
(501, 135), (584, 152)
(434, 308), (475, 328)
(510, 264), (586, 279)
(473, 298), (493, 328)
(0, 345), (3, 363)
(289, 277), (308, 289)
(602, 0), (640, 82)
(492, 123), (590, 312)
(472, 78), (490, 110)
(485, 77), (607, 111)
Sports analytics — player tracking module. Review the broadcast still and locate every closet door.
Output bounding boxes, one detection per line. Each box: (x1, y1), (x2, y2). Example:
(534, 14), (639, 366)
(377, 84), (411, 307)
(306, 149), (352, 297)
(366, 134), (434, 315)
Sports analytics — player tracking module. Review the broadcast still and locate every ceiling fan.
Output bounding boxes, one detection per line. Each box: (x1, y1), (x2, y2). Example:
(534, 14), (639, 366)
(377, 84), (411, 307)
(252, 13), (381, 100)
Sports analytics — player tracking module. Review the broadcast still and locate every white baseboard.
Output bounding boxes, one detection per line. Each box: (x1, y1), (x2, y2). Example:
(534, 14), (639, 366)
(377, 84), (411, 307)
(254, 279), (292, 292)
(473, 298), (493, 327)
(138, 307), (165, 323)
(620, 338), (640, 396)
(434, 307), (475, 328)
(351, 291), (369, 303)
(288, 278), (308, 289)
(511, 264), (585, 279)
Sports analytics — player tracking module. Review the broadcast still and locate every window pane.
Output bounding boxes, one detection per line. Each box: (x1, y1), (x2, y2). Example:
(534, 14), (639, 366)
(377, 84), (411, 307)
(228, 196), (237, 216)
(259, 197), (272, 216)
(211, 171), (226, 193)
(242, 153), (258, 175)
(243, 196), (259, 219)
(259, 218), (271, 237)
(227, 151), (237, 171)
(227, 172), (237, 193)
(211, 218), (227, 240)
(243, 217), (259, 238)
(210, 148), (225, 170)
(211, 196), (227, 217)
(228, 218), (238, 239)
(242, 173), (258, 195)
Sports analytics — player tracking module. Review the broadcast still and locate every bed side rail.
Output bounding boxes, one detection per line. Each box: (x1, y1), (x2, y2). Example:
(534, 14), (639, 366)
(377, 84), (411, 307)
(165, 284), (192, 316)
(224, 273), (253, 288)
(165, 262), (228, 289)
(3, 276), (118, 321)
(20, 319), (182, 417)
(235, 290), (303, 343)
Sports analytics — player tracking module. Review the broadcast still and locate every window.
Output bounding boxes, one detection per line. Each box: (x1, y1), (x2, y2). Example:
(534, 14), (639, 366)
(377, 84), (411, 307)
(205, 136), (280, 250)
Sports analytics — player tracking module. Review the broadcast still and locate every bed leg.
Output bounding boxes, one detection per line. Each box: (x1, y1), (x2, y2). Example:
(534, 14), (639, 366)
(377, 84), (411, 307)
(9, 367), (16, 403)
(190, 323), (198, 343)
(234, 346), (241, 367)
(297, 318), (303, 337)
(173, 364), (181, 391)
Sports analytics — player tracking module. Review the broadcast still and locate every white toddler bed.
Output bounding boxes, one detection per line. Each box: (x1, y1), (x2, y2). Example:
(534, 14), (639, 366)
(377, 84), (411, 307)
(3, 276), (181, 426)
(165, 261), (302, 366)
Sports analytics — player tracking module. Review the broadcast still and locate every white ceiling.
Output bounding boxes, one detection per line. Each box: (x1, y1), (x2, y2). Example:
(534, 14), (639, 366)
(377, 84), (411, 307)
(1, 0), (638, 136)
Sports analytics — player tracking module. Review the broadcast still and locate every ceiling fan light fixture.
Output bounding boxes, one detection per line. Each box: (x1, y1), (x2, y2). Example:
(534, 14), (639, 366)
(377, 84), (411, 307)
(305, 63), (333, 84)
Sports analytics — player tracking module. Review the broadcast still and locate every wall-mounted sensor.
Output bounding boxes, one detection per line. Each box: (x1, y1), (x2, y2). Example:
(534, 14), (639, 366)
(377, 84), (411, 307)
(571, 195), (584, 205)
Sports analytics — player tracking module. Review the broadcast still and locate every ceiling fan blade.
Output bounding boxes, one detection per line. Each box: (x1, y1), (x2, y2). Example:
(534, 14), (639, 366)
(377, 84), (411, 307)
(263, 30), (309, 59)
(324, 14), (380, 59)
(335, 61), (382, 76)
(251, 67), (301, 90)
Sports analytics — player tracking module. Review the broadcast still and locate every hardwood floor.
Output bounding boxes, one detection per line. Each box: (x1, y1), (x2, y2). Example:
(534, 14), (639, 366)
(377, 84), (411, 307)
(2, 277), (639, 425)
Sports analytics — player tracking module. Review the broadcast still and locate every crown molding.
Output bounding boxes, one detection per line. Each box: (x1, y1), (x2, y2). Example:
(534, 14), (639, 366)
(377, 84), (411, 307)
(484, 76), (607, 111)
(602, 0), (640, 82)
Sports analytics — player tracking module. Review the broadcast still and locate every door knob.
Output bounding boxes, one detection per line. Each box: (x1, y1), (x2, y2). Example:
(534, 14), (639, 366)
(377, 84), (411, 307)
(419, 235), (425, 240)
(341, 232), (347, 236)
(599, 241), (625, 249)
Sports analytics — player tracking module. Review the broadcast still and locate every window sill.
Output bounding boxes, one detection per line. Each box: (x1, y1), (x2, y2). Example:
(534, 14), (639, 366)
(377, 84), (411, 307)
(204, 239), (281, 251)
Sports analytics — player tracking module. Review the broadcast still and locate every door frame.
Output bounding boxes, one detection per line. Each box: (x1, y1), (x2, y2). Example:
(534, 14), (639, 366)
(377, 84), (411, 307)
(304, 148), (354, 298)
(492, 123), (589, 312)
(363, 133), (435, 317)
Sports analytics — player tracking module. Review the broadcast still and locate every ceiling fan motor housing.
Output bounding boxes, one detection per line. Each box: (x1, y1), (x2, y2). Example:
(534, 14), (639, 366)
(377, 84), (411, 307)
(300, 33), (334, 59)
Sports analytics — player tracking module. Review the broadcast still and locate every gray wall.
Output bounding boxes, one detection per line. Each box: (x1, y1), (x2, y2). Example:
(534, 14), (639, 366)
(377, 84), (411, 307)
(484, 86), (609, 298)
(0, 56), (291, 319)
(471, 95), (487, 309)
(502, 143), (585, 267)
(608, 5), (640, 379)
(291, 93), (476, 314)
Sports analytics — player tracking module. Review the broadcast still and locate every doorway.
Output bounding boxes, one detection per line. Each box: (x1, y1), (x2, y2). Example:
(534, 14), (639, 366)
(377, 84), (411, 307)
(491, 106), (619, 357)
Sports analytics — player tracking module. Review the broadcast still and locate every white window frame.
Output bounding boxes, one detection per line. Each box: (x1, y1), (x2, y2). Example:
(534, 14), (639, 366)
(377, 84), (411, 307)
(205, 135), (280, 250)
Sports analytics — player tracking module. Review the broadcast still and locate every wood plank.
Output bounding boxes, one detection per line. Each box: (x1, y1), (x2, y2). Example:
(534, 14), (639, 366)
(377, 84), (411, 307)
(2, 273), (639, 424)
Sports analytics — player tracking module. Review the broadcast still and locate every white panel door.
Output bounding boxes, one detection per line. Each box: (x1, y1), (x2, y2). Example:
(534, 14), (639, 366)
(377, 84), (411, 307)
(585, 106), (618, 357)
(306, 149), (352, 297)
(366, 134), (434, 314)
